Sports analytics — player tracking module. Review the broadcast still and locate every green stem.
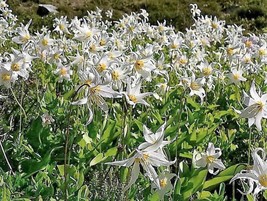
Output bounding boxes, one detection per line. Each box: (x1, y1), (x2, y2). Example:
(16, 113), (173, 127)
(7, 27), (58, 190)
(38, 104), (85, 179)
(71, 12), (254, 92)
(10, 87), (27, 119)
(248, 127), (252, 165)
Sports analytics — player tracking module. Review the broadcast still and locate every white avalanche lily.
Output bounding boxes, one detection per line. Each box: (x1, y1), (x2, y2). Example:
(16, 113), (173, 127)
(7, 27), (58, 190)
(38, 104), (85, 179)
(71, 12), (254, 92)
(105, 149), (175, 191)
(138, 122), (172, 154)
(194, 142), (225, 175)
(124, 79), (152, 107)
(240, 82), (267, 131)
(230, 148), (267, 197)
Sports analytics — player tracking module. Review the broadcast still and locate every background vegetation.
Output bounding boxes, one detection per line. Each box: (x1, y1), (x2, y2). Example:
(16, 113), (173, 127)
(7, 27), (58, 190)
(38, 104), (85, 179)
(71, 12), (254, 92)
(8, 0), (267, 33)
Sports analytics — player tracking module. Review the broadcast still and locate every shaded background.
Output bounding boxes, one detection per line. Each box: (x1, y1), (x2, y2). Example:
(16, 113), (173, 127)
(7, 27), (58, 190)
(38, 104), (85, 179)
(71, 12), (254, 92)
(7, 0), (267, 33)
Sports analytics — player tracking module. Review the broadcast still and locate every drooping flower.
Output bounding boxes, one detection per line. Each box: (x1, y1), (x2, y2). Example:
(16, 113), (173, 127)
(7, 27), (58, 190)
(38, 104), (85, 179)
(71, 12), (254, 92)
(194, 142), (225, 175)
(230, 148), (267, 198)
(105, 149), (175, 191)
(151, 172), (176, 200)
(239, 82), (267, 131)
(123, 79), (153, 107)
(138, 122), (172, 154)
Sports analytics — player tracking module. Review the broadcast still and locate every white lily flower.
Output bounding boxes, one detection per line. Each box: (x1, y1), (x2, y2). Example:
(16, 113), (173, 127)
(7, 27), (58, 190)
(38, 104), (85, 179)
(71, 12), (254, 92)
(194, 142), (225, 175)
(124, 79), (152, 107)
(106, 149), (175, 191)
(138, 122), (172, 154)
(240, 82), (267, 131)
(152, 172), (176, 200)
(230, 148), (267, 198)
(227, 68), (247, 85)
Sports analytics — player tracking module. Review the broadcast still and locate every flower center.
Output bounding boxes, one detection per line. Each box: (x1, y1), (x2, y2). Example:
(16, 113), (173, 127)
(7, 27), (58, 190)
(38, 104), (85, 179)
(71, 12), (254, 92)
(60, 67), (67, 76)
(227, 48), (234, 56)
(179, 58), (187, 65)
(22, 34), (30, 43)
(160, 178), (168, 188)
(203, 66), (212, 76)
(256, 101), (265, 111)
(245, 40), (252, 48)
(97, 63), (107, 73)
(42, 39), (48, 46)
(233, 73), (240, 80)
(190, 82), (200, 90)
(211, 22), (218, 29)
(206, 155), (215, 164)
(259, 174), (267, 187)
(59, 24), (65, 31)
(11, 63), (20, 71)
(134, 60), (144, 71)
(2, 73), (10, 81)
(143, 153), (149, 161)
(99, 39), (106, 46)
(259, 48), (266, 56)
(128, 94), (137, 103)
(111, 70), (120, 81)
(90, 86), (101, 94)
(54, 53), (60, 60)
(86, 31), (92, 38)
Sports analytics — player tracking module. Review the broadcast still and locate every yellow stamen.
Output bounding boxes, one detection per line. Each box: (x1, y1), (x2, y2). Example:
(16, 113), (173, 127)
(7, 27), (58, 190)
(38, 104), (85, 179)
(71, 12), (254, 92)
(11, 63), (20, 71)
(90, 86), (101, 94)
(202, 66), (212, 76)
(233, 73), (240, 80)
(179, 58), (187, 65)
(245, 40), (252, 48)
(99, 39), (106, 46)
(111, 70), (120, 81)
(22, 34), (30, 43)
(128, 94), (137, 103)
(206, 155), (215, 164)
(190, 82), (200, 90)
(42, 39), (48, 46)
(143, 153), (149, 161)
(60, 67), (67, 76)
(59, 24), (65, 31)
(227, 48), (234, 56)
(160, 178), (168, 188)
(97, 63), (107, 73)
(259, 174), (267, 187)
(134, 60), (144, 71)
(2, 73), (10, 81)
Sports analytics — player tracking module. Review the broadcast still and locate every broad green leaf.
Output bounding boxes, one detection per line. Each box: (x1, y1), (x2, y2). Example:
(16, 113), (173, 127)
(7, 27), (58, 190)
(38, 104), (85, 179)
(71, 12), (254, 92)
(203, 164), (245, 190)
(183, 169), (208, 200)
(148, 192), (160, 201)
(89, 153), (107, 166)
(246, 194), (254, 201)
(198, 190), (212, 199)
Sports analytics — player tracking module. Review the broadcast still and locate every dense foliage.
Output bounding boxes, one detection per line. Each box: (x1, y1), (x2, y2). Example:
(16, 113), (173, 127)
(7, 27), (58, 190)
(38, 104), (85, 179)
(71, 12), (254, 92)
(1, 1), (267, 200)
(8, 0), (267, 33)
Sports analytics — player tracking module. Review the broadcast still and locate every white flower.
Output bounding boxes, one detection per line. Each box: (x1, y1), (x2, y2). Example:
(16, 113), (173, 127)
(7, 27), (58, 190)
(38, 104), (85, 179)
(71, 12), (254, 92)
(194, 142), (225, 175)
(105, 149), (175, 191)
(54, 63), (73, 82)
(138, 122), (172, 154)
(124, 79), (152, 107)
(152, 172), (176, 200)
(240, 82), (267, 131)
(227, 68), (247, 85)
(230, 148), (267, 198)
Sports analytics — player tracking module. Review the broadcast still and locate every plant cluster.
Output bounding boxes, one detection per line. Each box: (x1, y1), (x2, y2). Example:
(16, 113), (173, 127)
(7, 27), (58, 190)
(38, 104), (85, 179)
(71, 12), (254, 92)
(1, 1), (267, 200)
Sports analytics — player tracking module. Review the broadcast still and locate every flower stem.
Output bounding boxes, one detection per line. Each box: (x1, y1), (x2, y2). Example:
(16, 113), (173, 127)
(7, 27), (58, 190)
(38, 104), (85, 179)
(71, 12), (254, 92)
(0, 139), (13, 174)
(10, 87), (27, 119)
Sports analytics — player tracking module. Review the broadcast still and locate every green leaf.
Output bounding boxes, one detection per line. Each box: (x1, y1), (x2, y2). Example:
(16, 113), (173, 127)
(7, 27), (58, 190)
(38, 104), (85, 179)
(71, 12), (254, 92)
(89, 153), (107, 166)
(246, 194), (254, 201)
(183, 169), (208, 200)
(203, 164), (245, 190)
(148, 192), (160, 201)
